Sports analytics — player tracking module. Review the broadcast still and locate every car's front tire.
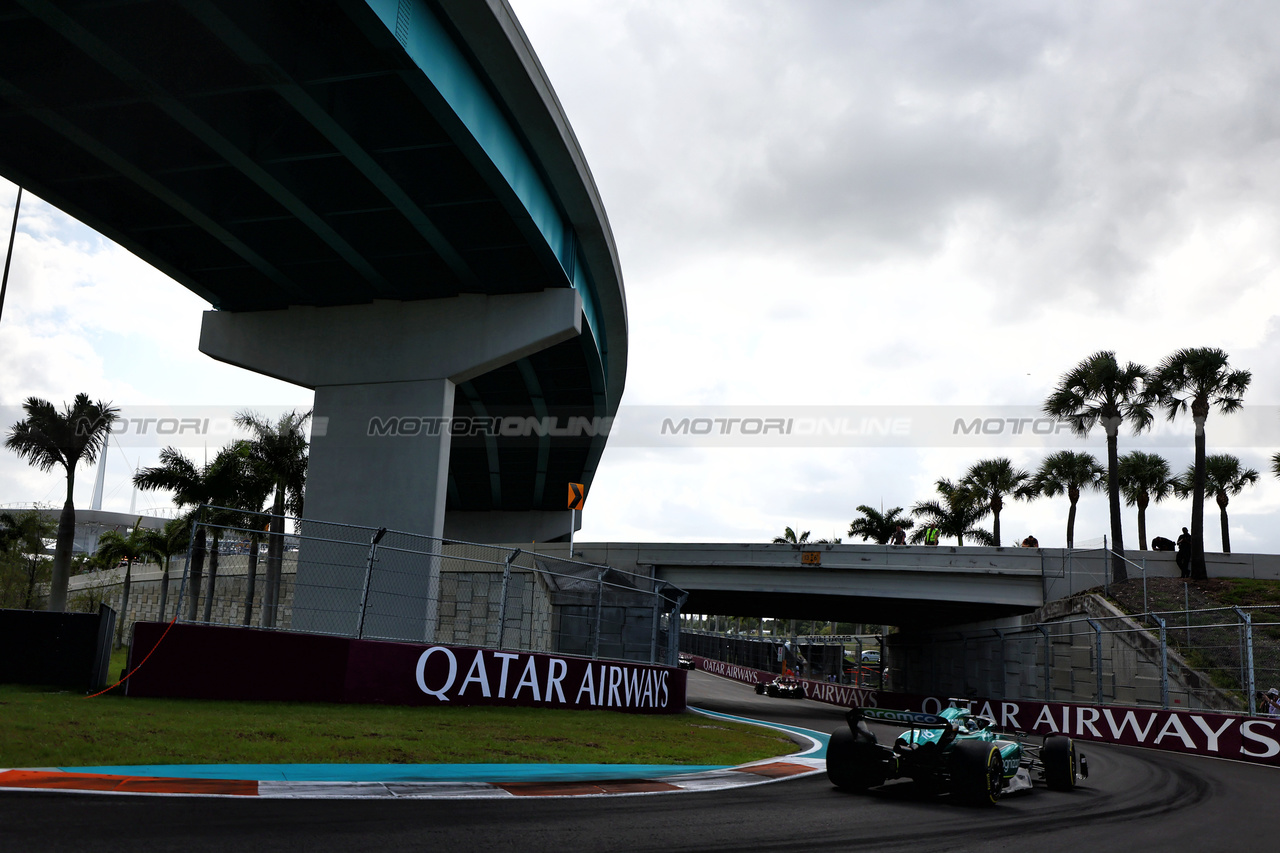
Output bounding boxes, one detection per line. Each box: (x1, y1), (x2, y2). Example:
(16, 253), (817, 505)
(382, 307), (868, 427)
(1042, 736), (1077, 791)
(826, 725), (888, 791)
(950, 740), (1003, 806)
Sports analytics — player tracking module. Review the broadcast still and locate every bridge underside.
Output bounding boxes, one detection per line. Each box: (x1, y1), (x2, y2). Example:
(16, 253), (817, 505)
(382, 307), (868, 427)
(680, 589), (1038, 630)
(0, 0), (627, 538)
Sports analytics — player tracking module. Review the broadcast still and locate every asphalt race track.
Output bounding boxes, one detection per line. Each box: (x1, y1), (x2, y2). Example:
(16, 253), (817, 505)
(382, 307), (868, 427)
(1, 670), (1273, 852)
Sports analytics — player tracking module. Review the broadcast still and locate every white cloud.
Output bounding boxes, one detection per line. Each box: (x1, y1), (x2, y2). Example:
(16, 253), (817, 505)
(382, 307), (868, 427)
(5, 2), (1280, 560)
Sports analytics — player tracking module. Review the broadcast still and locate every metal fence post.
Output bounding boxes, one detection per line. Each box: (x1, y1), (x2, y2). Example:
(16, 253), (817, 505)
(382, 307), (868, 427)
(1103, 536), (1109, 598)
(1087, 618), (1104, 705)
(668, 592), (687, 666)
(1155, 614), (1169, 709)
(649, 586), (662, 664)
(592, 568), (605, 659)
(496, 549), (520, 649)
(1235, 606), (1256, 715)
(1142, 556), (1148, 615)
(355, 527), (386, 639)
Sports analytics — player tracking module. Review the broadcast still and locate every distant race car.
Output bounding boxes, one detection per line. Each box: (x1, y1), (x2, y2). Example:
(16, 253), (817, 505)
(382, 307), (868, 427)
(677, 654), (695, 670)
(754, 675), (805, 698)
(826, 704), (1087, 805)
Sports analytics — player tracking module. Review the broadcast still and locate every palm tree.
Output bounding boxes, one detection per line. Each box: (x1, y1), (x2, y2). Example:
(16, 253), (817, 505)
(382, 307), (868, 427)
(139, 516), (190, 622)
(910, 479), (994, 546)
(234, 410), (309, 628)
(1173, 454), (1258, 555)
(773, 527), (811, 546)
(0, 510), (56, 609)
(5, 394), (119, 611)
(1020, 451), (1105, 548)
(961, 458), (1031, 547)
(1149, 348), (1251, 579)
(848, 506), (914, 544)
(95, 523), (148, 648)
(133, 445), (252, 622)
(1118, 451), (1177, 551)
(1044, 352), (1152, 583)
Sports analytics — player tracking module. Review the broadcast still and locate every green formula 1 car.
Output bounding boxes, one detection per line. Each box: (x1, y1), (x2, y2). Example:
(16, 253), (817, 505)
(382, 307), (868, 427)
(826, 704), (1087, 805)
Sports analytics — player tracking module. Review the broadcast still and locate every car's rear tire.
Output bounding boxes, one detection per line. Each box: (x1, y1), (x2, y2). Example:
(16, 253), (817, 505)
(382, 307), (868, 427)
(826, 725), (887, 791)
(755, 682), (765, 695)
(950, 740), (1003, 806)
(1042, 736), (1077, 791)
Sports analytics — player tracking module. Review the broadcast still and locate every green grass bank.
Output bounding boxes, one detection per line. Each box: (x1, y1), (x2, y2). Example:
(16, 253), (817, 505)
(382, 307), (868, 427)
(0, 653), (794, 769)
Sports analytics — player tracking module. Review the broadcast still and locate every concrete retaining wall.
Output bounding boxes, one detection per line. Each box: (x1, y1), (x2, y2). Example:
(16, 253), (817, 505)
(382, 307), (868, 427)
(893, 594), (1242, 712)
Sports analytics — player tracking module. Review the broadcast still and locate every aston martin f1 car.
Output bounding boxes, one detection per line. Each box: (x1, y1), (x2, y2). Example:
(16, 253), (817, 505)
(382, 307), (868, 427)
(754, 675), (805, 698)
(826, 704), (1087, 805)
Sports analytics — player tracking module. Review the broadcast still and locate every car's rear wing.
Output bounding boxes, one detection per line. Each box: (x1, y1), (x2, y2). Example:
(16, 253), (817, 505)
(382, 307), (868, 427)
(849, 707), (953, 729)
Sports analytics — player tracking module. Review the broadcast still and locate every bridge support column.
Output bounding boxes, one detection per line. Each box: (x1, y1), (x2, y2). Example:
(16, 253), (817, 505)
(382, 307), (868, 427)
(199, 289), (582, 639)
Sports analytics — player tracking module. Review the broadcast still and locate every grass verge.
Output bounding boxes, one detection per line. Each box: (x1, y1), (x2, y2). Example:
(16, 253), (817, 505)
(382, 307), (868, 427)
(0, 655), (795, 769)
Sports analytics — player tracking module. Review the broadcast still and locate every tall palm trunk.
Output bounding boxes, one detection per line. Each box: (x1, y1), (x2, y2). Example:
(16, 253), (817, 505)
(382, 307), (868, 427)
(1191, 414), (1208, 579)
(1066, 485), (1080, 548)
(115, 558), (132, 649)
(203, 531), (221, 623)
(186, 528), (206, 622)
(23, 556), (38, 609)
(263, 490), (285, 628)
(1106, 425), (1128, 583)
(158, 556), (170, 622)
(1217, 493), (1231, 555)
(1136, 492), (1149, 550)
(51, 477), (76, 611)
(243, 533), (260, 626)
(991, 496), (1002, 547)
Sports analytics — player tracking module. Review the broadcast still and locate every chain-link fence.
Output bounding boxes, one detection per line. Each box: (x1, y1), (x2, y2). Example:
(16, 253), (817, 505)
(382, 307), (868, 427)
(83, 506), (686, 665)
(147, 504), (691, 666)
(889, 601), (1280, 713)
(680, 631), (884, 688)
(683, 602), (1280, 713)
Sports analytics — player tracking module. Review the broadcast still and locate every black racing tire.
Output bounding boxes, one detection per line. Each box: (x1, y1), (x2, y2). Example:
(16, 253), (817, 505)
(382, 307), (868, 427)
(826, 725), (888, 791)
(1042, 735), (1077, 791)
(950, 740), (1003, 806)
(755, 682), (765, 695)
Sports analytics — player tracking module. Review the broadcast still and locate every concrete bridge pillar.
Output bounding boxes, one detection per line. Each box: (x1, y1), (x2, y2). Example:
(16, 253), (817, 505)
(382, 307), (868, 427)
(199, 289), (581, 639)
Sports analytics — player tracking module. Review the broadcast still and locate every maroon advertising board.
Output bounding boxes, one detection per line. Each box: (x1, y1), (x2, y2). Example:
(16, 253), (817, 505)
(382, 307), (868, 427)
(686, 653), (1280, 768)
(125, 622), (686, 714)
(875, 692), (1280, 769)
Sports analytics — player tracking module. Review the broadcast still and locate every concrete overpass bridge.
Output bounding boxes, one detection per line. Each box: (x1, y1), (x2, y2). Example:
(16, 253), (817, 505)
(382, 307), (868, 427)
(545, 542), (1280, 630)
(0, 0), (624, 544)
(535, 542), (1064, 630)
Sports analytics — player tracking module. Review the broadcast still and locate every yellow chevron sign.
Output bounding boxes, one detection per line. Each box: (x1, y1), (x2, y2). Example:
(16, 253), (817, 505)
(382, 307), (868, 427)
(568, 483), (586, 510)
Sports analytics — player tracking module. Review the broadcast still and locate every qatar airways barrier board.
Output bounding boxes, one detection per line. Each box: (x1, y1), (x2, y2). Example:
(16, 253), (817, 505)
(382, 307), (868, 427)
(688, 654), (1280, 767)
(126, 622), (686, 713)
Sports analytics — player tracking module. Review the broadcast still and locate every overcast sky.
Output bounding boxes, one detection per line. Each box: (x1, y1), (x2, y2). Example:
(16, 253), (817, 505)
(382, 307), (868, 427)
(4, 0), (1280, 554)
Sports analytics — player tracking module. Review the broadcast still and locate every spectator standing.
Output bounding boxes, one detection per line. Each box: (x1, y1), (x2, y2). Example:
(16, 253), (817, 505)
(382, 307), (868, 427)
(1176, 527), (1192, 578)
